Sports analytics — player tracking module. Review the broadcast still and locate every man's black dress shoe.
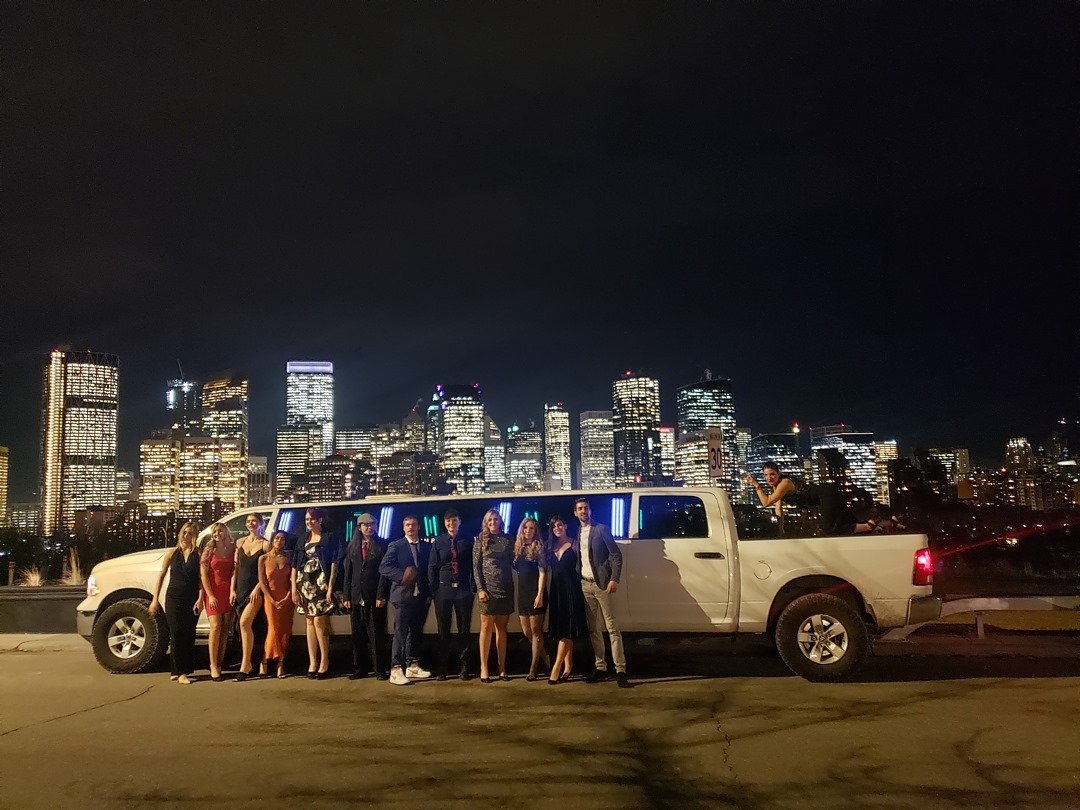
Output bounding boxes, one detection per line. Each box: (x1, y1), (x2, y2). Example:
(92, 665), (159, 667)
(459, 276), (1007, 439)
(616, 673), (631, 689)
(584, 669), (608, 683)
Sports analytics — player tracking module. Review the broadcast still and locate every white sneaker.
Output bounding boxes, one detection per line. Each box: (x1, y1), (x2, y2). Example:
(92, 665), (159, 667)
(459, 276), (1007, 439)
(405, 664), (431, 680)
(389, 667), (410, 686)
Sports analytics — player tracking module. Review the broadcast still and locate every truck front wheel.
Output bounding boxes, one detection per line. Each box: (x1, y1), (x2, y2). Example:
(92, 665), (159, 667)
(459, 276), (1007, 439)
(91, 598), (169, 674)
(775, 593), (869, 682)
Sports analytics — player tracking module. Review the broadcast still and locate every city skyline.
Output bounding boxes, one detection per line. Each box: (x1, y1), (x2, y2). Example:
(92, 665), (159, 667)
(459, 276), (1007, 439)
(1, 6), (1075, 500)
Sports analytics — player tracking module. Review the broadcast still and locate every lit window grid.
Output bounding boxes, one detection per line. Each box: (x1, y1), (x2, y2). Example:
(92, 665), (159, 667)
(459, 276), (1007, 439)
(544, 406), (572, 490)
(580, 412), (615, 490)
(286, 372), (334, 456)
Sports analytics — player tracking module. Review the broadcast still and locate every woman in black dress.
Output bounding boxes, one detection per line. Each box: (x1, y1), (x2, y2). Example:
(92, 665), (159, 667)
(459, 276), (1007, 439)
(148, 520), (203, 685)
(232, 513), (269, 681)
(513, 517), (551, 681)
(546, 515), (589, 685)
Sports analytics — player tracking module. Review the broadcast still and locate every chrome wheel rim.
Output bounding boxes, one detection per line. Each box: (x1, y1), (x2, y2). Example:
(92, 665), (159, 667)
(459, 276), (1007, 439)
(107, 616), (147, 660)
(795, 612), (849, 665)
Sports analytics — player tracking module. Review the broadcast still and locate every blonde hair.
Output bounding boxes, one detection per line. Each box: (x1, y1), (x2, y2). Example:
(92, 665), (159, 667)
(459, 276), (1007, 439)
(176, 520), (201, 551)
(478, 508), (504, 554)
(513, 517), (544, 563)
(203, 522), (234, 557)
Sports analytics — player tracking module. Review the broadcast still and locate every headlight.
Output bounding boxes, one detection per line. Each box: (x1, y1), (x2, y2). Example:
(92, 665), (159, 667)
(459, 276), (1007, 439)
(86, 575), (99, 597)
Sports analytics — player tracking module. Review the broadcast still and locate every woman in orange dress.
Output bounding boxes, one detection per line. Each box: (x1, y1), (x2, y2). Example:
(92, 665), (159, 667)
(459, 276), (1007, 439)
(259, 530), (294, 679)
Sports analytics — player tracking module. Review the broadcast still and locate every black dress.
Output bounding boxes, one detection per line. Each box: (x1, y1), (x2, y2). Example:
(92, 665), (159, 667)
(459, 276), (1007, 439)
(165, 547), (201, 676)
(234, 545), (265, 608)
(546, 546), (589, 642)
(513, 549), (548, 616)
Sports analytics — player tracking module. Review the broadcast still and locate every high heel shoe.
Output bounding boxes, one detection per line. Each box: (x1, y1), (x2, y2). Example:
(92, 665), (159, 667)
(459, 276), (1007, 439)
(499, 673), (510, 682)
(480, 676), (491, 684)
(548, 678), (559, 685)
(525, 673), (538, 682)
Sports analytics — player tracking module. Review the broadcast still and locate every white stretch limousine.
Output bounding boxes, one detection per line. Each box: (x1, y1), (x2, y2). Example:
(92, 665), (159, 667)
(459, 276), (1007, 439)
(76, 488), (940, 681)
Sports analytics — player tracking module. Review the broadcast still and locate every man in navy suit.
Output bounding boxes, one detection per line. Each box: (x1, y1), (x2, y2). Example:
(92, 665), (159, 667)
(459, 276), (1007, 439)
(427, 508), (475, 680)
(575, 497), (630, 688)
(378, 515), (433, 685)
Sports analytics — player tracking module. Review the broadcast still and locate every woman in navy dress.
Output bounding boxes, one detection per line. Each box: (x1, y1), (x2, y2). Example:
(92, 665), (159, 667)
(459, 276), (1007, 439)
(513, 517), (551, 680)
(545, 516), (589, 684)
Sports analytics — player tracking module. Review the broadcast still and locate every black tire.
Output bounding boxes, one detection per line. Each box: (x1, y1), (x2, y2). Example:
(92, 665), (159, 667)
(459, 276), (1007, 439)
(91, 598), (170, 674)
(774, 593), (869, 682)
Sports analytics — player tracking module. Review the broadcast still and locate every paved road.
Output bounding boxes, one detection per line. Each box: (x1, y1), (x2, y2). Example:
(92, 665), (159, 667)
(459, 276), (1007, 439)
(1, 635), (1078, 810)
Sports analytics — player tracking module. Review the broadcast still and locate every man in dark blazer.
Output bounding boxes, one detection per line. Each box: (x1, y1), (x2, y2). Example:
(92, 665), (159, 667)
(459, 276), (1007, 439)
(574, 497), (630, 688)
(378, 514), (433, 685)
(427, 508), (475, 681)
(342, 512), (391, 680)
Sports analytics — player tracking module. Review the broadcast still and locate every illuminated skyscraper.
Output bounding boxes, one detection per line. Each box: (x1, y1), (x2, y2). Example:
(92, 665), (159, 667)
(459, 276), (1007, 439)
(336, 426), (376, 459)
(115, 469), (136, 505)
(1005, 438), (1035, 473)
(874, 440), (899, 505)
(425, 387), (449, 454)
(659, 426), (676, 480)
(676, 374), (739, 492)
(247, 456), (272, 506)
(0, 445), (9, 527)
(543, 403), (572, 490)
(674, 432), (711, 487)
(402, 408), (426, 454)
(439, 384), (486, 494)
(139, 437), (181, 517)
(40, 349), (120, 534)
(484, 416), (506, 490)
(507, 423), (543, 491)
(286, 361), (334, 457)
(176, 436), (220, 520)
(579, 410), (615, 490)
(276, 423), (323, 499)
(746, 434), (801, 479)
(166, 379), (201, 434)
(201, 372), (249, 444)
(927, 447), (970, 485)
(612, 372), (661, 486)
(812, 429), (876, 496)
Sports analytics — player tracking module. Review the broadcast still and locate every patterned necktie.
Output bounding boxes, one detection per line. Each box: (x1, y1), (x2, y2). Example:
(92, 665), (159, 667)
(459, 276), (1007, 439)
(362, 540), (368, 562)
(450, 537), (458, 581)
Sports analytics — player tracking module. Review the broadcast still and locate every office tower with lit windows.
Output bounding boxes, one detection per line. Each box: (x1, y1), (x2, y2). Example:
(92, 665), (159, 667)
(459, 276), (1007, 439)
(402, 408), (426, 454)
(659, 426), (676, 481)
(674, 432), (713, 487)
(286, 361), (334, 457)
(612, 372), (662, 486)
(336, 426), (376, 459)
(1005, 438), (1034, 473)
(139, 437), (181, 517)
(425, 387), (449, 455)
(40, 349), (120, 534)
(176, 436), (220, 520)
(927, 447), (970, 484)
(746, 433), (802, 481)
(439, 384), (486, 494)
(201, 372), (249, 444)
(543, 403), (572, 490)
(0, 445), (9, 527)
(579, 410), (615, 489)
(675, 373), (738, 490)
(275, 423), (324, 499)
(813, 431), (876, 495)
(166, 379), (201, 434)
(507, 423), (544, 491)
(216, 438), (247, 512)
(115, 469), (136, 505)
(484, 416), (507, 490)
(247, 456), (273, 506)
(874, 440), (899, 505)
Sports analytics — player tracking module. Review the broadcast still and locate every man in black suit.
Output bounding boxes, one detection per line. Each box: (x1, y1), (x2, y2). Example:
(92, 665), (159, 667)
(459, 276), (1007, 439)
(378, 515), (433, 685)
(342, 512), (391, 680)
(427, 508), (475, 681)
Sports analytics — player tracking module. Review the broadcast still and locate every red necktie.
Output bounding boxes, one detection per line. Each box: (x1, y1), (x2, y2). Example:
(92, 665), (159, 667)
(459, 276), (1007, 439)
(362, 540), (368, 561)
(450, 538), (458, 581)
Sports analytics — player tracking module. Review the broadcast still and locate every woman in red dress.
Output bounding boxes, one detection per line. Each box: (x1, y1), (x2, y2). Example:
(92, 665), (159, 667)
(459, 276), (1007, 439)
(200, 522), (237, 681)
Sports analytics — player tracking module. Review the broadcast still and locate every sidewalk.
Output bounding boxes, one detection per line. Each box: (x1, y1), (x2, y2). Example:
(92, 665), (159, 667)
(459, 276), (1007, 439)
(874, 623), (1080, 658)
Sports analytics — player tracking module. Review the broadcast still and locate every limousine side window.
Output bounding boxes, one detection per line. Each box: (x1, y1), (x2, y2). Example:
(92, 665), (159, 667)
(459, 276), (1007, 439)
(638, 495), (709, 539)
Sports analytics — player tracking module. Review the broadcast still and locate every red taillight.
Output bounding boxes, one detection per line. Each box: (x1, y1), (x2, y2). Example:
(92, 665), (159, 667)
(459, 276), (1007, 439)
(913, 548), (934, 586)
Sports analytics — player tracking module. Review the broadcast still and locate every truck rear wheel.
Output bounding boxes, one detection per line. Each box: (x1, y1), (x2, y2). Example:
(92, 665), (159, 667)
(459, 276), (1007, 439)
(775, 593), (869, 682)
(91, 598), (169, 674)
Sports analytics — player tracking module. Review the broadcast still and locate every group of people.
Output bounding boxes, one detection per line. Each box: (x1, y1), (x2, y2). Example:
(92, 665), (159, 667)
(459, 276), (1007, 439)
(148, 497), (630, 688)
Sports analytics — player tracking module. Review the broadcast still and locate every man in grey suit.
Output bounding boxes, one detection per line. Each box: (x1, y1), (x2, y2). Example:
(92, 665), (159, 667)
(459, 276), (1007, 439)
(574, 497), (630, 688)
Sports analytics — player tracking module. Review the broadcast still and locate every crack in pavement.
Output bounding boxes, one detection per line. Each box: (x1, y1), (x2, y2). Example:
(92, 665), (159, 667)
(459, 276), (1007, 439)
(714, 703), (740, 787)
(0, 684), (157, 737)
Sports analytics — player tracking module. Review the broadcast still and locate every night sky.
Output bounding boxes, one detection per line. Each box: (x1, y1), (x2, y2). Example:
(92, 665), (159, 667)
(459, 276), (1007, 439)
(1, 5), (1076, 500)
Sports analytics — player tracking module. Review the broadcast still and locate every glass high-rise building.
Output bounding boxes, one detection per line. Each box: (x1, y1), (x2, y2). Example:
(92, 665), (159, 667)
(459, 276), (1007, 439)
(507, 423), (543, 491)
(676, 374), (738, 492)
(201, 372), (249, 445)
(247, 456), (273, 506)
(612, 373), (661, 486)
(402, 408), (426, 454)
(674, 432), (713, 488)
(874, 440), (899, 505)
(746, 433), (801, 482)
(336, 426), (376, 459)
(813, 430), (876, 496)
(439, 384), (486, 494)
(484, 416), (506, 490)
(166, 379), (201, 434)
(543, 403), (572, 490)
(276, 423), (323, 499)
(1006, 438), (1034, 473)
(0, 445), (9, 527)
(286, 362), (334, 457)
(659, 426), (676, 481)
(40, 349), (120, 534)
(579, 410), (615, 490)
(928, 447), (971, 485)
(139, 437), (181, 517)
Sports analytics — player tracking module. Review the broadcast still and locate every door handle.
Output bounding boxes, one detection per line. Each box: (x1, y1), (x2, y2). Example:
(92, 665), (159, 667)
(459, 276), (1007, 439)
(694, 551), (725, 559)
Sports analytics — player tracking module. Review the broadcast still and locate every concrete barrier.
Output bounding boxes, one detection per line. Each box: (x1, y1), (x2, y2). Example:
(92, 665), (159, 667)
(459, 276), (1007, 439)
(0, 586), (84, 634)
